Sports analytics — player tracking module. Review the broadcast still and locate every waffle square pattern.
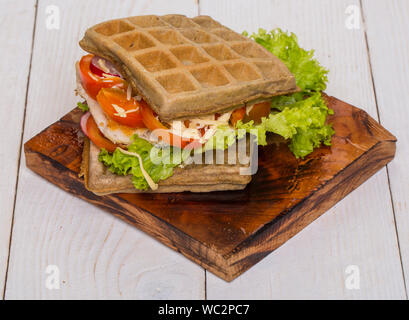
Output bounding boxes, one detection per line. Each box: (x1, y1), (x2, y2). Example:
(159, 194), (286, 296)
(80, 15), (298, 121)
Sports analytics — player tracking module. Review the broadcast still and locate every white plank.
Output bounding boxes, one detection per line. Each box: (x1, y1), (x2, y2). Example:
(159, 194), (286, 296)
(201, 0), (406, 299)
(5, 0), (204, 299)
(0, 0), (36, 298)
(362, 0), (409, 296)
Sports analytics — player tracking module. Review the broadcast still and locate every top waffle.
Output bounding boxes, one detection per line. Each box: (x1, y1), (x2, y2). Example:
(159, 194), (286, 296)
(80, 15), (298, 121)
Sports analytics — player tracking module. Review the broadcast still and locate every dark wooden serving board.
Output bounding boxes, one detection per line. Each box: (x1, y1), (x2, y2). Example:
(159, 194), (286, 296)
(24, 96), (396, 282)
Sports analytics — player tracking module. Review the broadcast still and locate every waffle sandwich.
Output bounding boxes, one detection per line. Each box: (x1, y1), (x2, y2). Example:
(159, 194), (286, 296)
(76, 15), (299, 194)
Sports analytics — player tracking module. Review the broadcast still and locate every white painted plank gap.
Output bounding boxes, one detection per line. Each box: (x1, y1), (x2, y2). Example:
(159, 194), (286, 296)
(201, 0), (405, 299)
(0, 0), (36, 298)
(5, 0), (204, 299)
(362, 0), (409, 298)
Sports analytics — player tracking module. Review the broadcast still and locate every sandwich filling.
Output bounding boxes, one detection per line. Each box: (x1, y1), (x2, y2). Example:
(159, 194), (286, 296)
(76, 55), (269, 150)
(77, 29), (335, 191)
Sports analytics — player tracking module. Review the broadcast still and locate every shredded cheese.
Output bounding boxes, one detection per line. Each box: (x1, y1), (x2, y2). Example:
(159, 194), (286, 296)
(127, 85), (132, 101)
(112, 104), (139, 118)
(200, 127), (217, 143)
(88, 71), (99, 81)
(117, 148), (159, 190)
(97, 59), (110, 74)
(246, 104), (255, 115)
(187, 112), (232, 128)
(102, 73), (117, 79)
(112, 104), (126, 117)
(165, 111), (233, 143)
(169, 121), (201, 140)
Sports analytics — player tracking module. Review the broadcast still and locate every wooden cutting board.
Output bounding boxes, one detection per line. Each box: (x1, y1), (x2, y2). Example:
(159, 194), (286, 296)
(24, 96), (396, 282)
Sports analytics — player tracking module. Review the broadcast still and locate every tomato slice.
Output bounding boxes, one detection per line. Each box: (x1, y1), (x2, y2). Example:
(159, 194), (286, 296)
(79, 54), (124, 100)
(97, 88), (145, 128)
(243, 101), (271, 124)
(230, 107), (246, 127)
(86, 115), (118, 153)
(139, 102), (202, 149)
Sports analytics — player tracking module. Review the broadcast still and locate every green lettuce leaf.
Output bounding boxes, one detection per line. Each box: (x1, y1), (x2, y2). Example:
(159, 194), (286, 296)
(245, 28), (329, 92)
(236, 93), (334, 158)
(202, 93), (334, 158)
(77, 101), (89, 112)
(238, 28), (334, 158)
(289, 125), (334, 158)
(99, 135), (186, 191)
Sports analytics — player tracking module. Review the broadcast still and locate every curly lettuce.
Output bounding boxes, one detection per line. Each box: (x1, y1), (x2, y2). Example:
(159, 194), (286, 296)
(236, 93), (334, 158)
(99, 135), (186, 191)
(77, 101), (89, 112)
(245, 28), (329, 92)
(239, 28), (334, 158)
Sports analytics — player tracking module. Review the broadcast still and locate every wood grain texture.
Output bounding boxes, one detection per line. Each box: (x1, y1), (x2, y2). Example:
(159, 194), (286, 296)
(0, 0), (36, 298)
(5, 0), (204, 300)
(362, 0), (409, 295)
(24, 96), (396, 282)
(201, 0), (406, 298)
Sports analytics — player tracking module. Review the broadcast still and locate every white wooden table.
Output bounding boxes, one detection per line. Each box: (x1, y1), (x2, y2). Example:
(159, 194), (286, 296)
(1, 0), (408, 300)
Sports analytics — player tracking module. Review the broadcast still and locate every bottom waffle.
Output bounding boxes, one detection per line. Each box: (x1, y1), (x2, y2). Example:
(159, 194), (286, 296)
(82, 138), (252, 195)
